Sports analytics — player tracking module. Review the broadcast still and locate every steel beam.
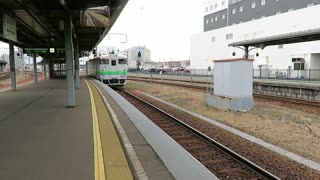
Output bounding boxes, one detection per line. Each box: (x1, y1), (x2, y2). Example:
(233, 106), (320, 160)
(244, 45), (249, 59)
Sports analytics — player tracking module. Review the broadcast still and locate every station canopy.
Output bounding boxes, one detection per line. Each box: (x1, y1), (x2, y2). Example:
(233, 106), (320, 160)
(229, 28), (320, 48)
(0, 0), (128, 51)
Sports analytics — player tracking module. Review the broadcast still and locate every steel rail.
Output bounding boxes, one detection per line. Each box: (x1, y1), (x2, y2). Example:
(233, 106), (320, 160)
(120, 89), (281, 180)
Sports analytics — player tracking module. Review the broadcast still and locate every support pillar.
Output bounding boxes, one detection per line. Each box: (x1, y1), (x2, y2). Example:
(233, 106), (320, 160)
(65, 14), (75, 107)
(244, 45), (249, 59)
(48, 54), (53, 79)
(9, 41), (16, 91)
(33, 53), (38, 83)
(44, 60), (47, 80)
(75, 39), (80, 89)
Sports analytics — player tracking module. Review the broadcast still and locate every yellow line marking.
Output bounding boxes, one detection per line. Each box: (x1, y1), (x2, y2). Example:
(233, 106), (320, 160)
(84, 79), (106, 180)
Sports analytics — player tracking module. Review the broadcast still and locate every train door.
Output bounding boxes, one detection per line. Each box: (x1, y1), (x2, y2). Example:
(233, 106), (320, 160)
(100, 58), (108, 81)
(118, 58), (128, 81)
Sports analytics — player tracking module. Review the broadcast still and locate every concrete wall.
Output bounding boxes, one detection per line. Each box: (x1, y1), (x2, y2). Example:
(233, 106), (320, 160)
(254, 83), (320, 101)
(310, 53), (320, 79)
(204, 9), (228, 31)
(204, 0), (229, 16)
(228, 0), (320, 26)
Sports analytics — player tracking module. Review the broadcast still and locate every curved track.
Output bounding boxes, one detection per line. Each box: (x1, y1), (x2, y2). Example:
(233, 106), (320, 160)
(117, 89), (280, 180)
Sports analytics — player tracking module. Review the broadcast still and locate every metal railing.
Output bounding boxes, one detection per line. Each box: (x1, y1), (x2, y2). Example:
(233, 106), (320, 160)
(128, 68), (320, 81)
(253, 69), (320, 81)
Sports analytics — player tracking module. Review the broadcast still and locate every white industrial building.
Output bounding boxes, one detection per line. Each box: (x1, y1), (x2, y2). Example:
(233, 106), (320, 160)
(126, 46), (151, 68)
(191, 0), (320, 79)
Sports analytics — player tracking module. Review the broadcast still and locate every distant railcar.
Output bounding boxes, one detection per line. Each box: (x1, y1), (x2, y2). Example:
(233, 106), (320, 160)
(86, 54), (128, 86)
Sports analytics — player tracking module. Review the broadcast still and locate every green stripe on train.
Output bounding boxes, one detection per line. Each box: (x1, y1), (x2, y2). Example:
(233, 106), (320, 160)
(96, 71), (128, 75)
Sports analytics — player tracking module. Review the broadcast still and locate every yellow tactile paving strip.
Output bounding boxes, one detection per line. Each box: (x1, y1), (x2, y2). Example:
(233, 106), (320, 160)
(85, 79), (133, 180)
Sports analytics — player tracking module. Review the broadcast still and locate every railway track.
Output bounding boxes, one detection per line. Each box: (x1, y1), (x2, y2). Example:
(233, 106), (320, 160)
(117, 89), (280, 180)
(128, 76), (320, 107)
(0, 72), (10, 80)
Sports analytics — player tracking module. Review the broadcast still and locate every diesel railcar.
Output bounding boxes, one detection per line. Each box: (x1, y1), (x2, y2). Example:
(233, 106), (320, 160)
(86, 54), (128, 86)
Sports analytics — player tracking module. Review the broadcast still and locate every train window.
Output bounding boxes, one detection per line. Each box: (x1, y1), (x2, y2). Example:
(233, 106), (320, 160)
(118, 59), (127, 64)
(106, 59), (109, 64)
(111, 60), (116, 66)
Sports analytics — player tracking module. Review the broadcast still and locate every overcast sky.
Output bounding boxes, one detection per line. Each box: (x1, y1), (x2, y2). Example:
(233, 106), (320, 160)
(0, 0), (203, 62)
(98, 0), (203, 61)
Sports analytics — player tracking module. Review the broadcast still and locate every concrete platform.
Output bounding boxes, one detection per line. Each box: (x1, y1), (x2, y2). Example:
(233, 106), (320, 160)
(94, 80), (218, 180)
(0, 79), (93, 180)
(0, 79), (177, 180)
(91, 80), (175, 180)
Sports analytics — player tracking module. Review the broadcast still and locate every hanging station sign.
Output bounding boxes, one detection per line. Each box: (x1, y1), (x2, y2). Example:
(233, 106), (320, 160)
(3, 14), (17, 42)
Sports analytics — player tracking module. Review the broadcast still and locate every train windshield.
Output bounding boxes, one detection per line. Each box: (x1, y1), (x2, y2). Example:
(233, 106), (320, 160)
(118, 59), (127, 64)
(111, 60), (116, 66)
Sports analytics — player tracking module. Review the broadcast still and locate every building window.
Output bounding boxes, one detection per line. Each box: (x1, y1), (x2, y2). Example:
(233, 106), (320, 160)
(261, 0), (266, 6)
(307, 3), (314, 7)
(206, 19), (209, 24)
(294, 63), (305, 70)
(232, 9), (236, 14)
(215, 16), (218, 21)
(222, 0), (225, 6)
(239, 6), (243, 12)
(252, 2), (256, 8)
(211, 37), (216, 43)
(292, 58), (305, 63)
(226, 33), (233, 40)
(278, 44), (283, 49)
(211, 17), (213, 22)
(205, 7), (208, 12)
(215, 4), (218, 9)
(288, 8), (294, 12)
(276, 11), (281, 15)
(251, 18), (255, 21)
(210, 5), (213, 10)
(222, 14), (225, 19)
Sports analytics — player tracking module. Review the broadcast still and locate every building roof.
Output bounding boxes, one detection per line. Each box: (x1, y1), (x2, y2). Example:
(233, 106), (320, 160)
(228, 28), (320, 48)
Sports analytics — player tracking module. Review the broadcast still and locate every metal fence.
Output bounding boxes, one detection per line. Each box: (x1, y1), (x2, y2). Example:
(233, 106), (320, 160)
(253, 69), (320, 81)
(128, 69), (214, 82)
(129, 68), (320, 81)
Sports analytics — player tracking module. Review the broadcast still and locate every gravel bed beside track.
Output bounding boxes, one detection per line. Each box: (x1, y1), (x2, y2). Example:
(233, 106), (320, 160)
(125, 90), (320, 179)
